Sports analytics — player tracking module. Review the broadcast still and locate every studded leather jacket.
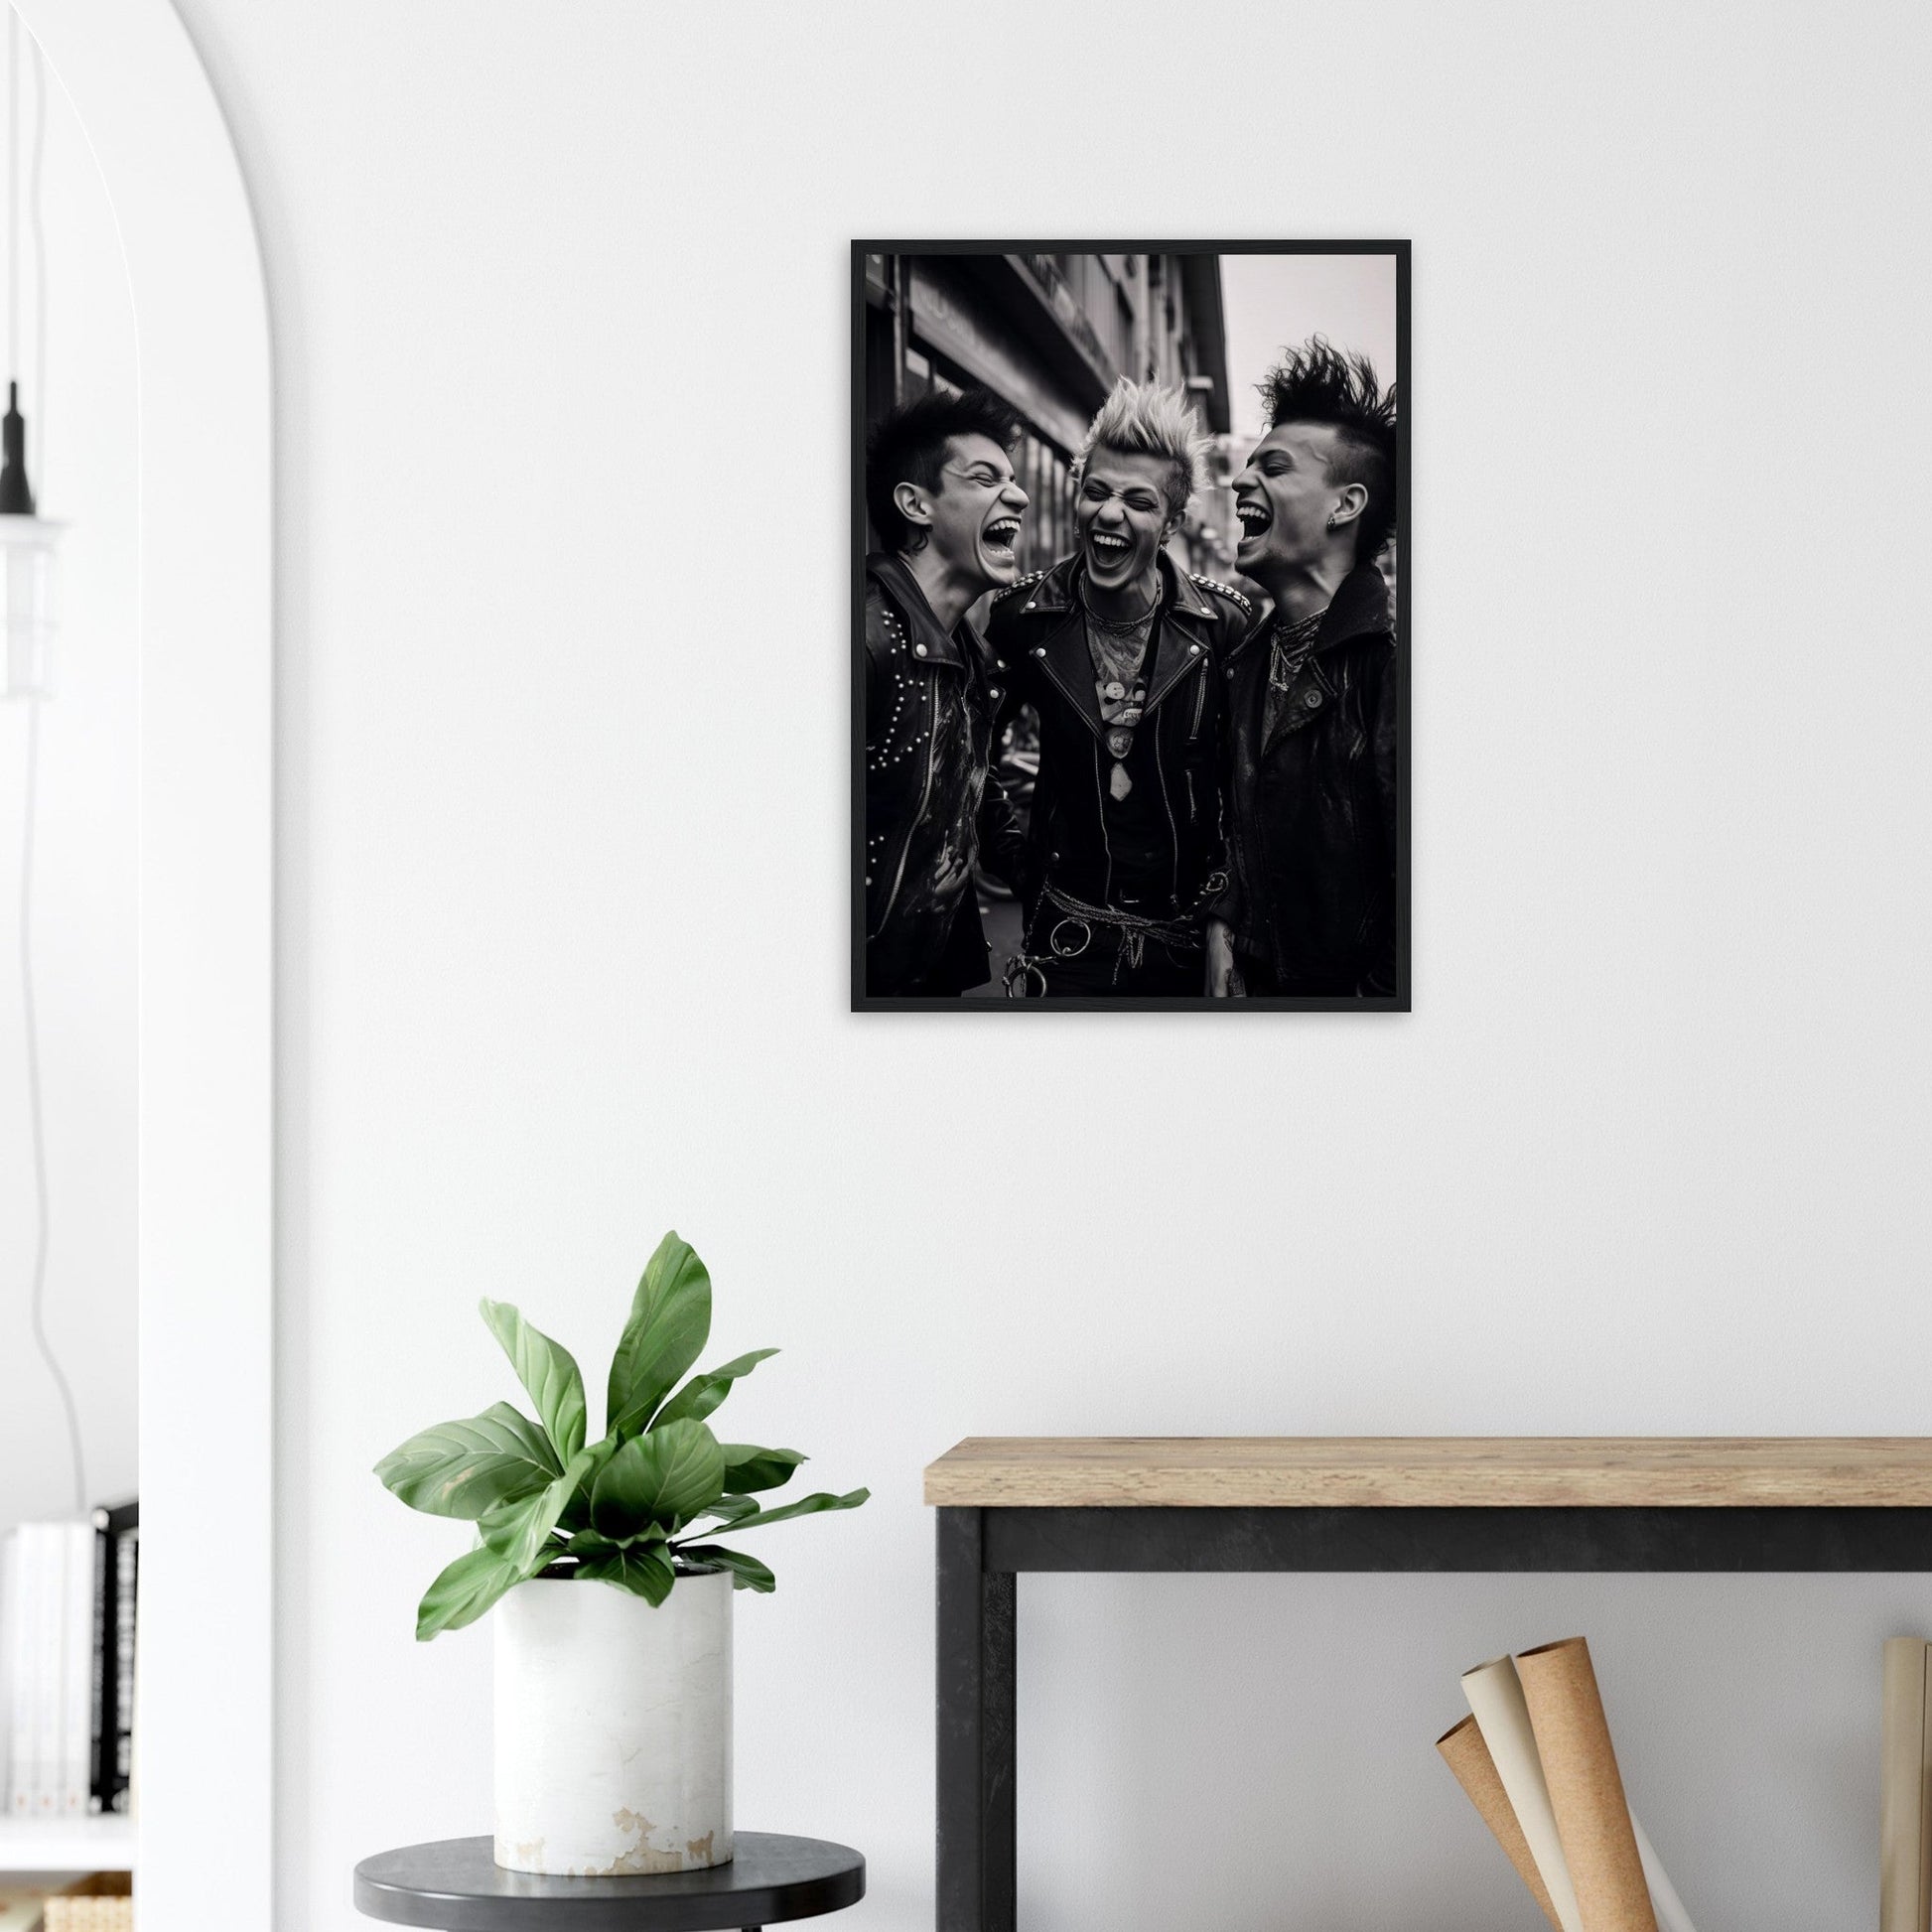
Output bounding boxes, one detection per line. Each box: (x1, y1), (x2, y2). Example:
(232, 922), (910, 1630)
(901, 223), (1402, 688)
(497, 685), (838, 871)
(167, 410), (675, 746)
(863, 552), (1026, 996)
(985, 552), (1253, 924)
(1213, 561), (1399, 997)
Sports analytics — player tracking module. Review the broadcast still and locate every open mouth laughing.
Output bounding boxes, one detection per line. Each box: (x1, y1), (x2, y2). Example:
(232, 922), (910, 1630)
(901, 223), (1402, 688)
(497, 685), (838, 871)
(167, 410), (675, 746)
(1086, 529), (1134, 568)
(1234, 498), (1273, 546)
(983, 515), (1022, 561)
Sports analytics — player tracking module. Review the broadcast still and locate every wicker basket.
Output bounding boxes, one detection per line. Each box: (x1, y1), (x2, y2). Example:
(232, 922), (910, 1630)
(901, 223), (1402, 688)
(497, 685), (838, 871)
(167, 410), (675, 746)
(43, 1870), (132, 1931)
(42, 1907), (132, 1932)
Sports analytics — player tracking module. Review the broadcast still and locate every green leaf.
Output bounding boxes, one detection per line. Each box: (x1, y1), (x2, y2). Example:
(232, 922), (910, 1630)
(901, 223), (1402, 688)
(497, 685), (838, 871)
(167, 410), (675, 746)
(567, 1523), (668, 1561)
(694, 1493), (761, 1529)
(674, 1543), (776, 1593)
(480, 1299), (588, 1460)
(559, 1436), (621, 1534)
(654, 1348), (779, 1429)
(719, 1486), (870, 1534)
(481, 1447), (599, 1572)
(720, 1445), (806, 1494)
(374, 1401), (563, 1520)
(577, 1541), (676, 1607)
(415, 1543), (525, 1640)
(606, 1232), (712, 1439)
(591, 1419), (727, 1540)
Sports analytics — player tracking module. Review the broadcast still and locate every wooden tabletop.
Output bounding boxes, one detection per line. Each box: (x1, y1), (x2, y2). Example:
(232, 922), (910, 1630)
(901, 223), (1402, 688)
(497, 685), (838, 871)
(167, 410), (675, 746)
(923, 1438), (1932, 1508)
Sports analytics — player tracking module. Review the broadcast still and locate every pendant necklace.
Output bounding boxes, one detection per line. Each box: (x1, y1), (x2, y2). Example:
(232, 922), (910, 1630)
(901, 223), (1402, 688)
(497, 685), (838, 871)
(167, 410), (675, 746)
(1081, 583), (1157, 802)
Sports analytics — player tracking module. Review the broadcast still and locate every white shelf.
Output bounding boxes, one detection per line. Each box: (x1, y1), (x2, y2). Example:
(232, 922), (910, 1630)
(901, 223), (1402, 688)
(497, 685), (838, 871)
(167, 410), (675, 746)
(0, 1813), (135, 1871)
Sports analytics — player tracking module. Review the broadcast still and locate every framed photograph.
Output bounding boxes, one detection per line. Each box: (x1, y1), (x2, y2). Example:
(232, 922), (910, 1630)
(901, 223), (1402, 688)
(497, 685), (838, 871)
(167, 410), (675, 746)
(853, 241), (1409, 1012)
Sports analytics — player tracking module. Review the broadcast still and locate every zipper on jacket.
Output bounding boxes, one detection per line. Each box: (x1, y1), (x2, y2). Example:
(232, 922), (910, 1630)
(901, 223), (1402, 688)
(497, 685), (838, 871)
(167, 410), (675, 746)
(1187, 666), (1208, 743)
(1155, 732), (1179, 908)
(1092, 738), (1114, 905)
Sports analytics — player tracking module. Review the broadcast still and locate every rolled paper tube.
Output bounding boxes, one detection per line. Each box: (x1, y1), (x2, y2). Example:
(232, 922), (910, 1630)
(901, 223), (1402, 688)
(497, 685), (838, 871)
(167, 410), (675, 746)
(1437, 1713), (1564, 1932)
(1516, 1636), (1658, 1932)
(1630, 1817), (1698, 1932)
(1880, 1636), (1932, 1932)
(1461, 1655), (1585, 1932)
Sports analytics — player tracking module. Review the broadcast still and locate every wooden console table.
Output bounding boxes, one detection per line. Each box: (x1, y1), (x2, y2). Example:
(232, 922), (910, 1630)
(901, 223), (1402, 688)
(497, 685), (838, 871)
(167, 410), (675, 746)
(924, 1436), (1932, 1932)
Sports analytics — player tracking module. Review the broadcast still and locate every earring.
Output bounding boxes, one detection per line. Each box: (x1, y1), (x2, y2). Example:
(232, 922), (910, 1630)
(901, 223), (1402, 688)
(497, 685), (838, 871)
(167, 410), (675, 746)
(1325, 512), (1340, 531)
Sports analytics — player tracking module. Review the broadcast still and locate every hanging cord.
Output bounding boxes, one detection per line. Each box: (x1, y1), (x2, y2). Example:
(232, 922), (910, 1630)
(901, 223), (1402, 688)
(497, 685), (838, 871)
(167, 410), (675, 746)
(9, 10), (84, 1514)
(6, 11), (15, 384)
(20, 697), (86, 1515)
(28, 25), (42, 490)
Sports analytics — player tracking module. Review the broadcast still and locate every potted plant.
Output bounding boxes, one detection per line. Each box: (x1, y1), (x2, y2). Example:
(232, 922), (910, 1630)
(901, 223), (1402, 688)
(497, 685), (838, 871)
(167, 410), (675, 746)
(374, 1231), (868, 1878)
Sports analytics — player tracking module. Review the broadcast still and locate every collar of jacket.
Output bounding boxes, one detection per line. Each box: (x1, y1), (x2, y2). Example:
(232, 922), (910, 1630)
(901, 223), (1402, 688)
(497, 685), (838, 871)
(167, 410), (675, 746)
(1231, 559), (1391, 666)
(1009, 551), (1214, 742)
(866, 550), (978, 669)
(1015, 549), (1216, 626)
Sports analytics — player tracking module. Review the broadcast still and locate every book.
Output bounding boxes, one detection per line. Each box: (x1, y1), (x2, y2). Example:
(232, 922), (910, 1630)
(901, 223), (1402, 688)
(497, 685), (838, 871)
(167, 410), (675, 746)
(3, 1528), (35, 1816)
(0, 1507), (139, 1826)
(86, 1526), (104, 1816)
(106, 1511), (135, 1816)
(30, 1526), (60, 1818)
(86, 1503), (135, 1816)
(0, 1532), (16, 1814)
(1880, 1635), (1932, 1932)
(59, 1523), (91, 1816)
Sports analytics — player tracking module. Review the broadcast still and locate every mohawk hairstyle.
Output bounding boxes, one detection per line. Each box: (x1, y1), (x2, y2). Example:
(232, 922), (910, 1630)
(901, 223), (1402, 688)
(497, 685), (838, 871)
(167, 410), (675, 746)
(1073, 377), (1212, 523)
(865, 385), (1022, 555)
(1258, 338), (1399, 560)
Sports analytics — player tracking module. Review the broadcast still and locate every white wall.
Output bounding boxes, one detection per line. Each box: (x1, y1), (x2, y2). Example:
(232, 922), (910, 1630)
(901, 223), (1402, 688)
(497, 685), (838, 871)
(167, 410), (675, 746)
(0, 27), (138, 1528)
(157, 0), (1932, 1924)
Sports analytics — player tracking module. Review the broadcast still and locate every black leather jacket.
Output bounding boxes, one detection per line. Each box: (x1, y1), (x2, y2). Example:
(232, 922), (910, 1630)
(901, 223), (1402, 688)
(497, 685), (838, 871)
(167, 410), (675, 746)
(863, 552), (1025, 996)
(1215, 561), (1399, 997)
(986, 552), (1252, 924)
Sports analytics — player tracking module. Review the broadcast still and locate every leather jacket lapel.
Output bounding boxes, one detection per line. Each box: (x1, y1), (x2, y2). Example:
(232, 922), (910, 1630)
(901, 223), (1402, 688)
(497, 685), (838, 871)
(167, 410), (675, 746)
(865, 552), (970, 669)
(1031, 610), (1105, 741)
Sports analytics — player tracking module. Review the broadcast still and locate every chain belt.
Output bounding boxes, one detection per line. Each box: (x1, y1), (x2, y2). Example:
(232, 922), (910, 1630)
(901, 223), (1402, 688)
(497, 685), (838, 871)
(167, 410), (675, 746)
(1003, 874), (1230, 996)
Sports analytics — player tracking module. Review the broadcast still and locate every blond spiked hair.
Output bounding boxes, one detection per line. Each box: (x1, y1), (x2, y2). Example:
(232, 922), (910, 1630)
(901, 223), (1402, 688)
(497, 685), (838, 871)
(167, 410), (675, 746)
(1072, 377), (1212, 523)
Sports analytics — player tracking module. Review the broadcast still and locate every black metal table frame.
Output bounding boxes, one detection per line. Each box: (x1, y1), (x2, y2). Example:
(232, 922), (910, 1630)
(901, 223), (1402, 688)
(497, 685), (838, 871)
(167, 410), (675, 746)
(934, 1502), (1932, 1932)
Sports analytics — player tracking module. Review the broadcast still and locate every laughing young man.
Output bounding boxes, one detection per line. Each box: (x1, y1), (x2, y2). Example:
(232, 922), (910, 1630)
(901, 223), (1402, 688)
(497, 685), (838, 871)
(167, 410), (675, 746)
(863, 386), (1032, 997)
(1207, 340), (1399, 1000)
(986, 378), (1252, 998)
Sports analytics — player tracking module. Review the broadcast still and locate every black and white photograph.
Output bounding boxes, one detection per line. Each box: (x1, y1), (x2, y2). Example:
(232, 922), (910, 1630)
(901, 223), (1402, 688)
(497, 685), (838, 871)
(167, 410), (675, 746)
(854, 242), (1409, 1010)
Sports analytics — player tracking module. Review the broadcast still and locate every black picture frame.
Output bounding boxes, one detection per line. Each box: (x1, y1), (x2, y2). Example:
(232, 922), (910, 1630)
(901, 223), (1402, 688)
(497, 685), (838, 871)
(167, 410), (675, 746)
(852, 239), (1410, 1013)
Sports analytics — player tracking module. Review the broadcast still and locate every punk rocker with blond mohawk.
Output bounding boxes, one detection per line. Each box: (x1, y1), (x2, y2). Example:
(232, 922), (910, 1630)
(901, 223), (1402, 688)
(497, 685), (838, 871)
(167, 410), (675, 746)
(1207, 339), (1399, 999)
(987, 378), (1253, 998)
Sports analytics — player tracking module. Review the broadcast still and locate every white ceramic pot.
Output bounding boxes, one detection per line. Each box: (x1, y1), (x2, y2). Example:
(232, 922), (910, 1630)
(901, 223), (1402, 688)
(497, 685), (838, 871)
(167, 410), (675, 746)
(492, 1567), (734, 1875)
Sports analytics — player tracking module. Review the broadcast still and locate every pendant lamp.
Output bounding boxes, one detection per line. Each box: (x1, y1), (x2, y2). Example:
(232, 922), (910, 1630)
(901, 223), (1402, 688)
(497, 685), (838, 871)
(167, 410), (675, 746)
(0, 377), (58, 698)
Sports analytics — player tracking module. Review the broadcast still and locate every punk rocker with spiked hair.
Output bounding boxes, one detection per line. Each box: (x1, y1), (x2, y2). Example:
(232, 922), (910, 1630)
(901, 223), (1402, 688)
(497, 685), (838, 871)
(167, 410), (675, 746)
(985, 377), (1254, 998)
(863, 385), (1031, 996)
(1207, 339), (1399, 999)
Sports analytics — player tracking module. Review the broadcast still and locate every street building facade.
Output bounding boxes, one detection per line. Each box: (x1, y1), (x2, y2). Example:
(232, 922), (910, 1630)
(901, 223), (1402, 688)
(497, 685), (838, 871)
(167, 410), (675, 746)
(862, 252), (1238, 577)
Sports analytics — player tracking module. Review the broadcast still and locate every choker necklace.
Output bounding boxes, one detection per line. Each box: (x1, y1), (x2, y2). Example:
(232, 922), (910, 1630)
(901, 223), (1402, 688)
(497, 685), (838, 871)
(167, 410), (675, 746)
(1080, 583), (1158, 634)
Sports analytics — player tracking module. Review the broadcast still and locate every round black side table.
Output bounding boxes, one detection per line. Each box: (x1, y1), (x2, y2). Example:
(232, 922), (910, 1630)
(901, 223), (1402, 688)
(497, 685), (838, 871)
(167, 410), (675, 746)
(353, 1834), (866, 1932)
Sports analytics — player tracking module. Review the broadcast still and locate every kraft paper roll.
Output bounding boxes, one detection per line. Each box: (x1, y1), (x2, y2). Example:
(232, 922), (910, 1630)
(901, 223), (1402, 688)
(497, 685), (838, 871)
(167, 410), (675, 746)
(1438, 1712), (1565, 1931)
(1516, 1636), (1658, 1932)
(1461, 1655), (1585, 1932)
(1879, 1636), (1932, 1932)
